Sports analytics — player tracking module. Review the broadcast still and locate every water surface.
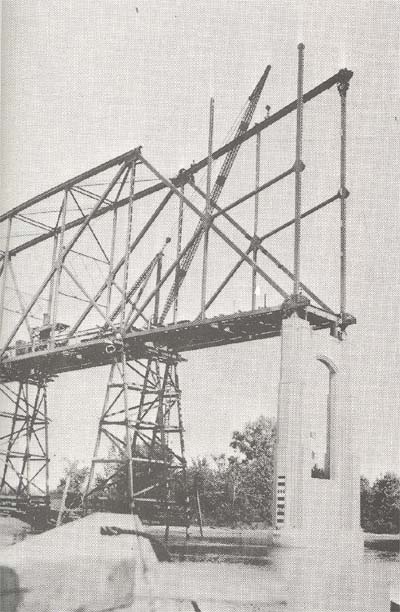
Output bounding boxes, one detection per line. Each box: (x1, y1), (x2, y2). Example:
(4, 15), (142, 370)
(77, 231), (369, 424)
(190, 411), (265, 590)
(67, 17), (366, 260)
(173, 545), (398, 611)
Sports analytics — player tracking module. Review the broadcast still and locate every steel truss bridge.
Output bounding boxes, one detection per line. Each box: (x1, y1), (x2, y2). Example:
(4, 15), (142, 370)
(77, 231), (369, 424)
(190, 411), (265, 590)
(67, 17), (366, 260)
(0, 45), (355, 531)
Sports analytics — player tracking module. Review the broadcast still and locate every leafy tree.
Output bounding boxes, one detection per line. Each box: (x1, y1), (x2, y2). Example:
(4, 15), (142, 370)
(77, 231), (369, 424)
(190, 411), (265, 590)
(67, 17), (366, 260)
(56, 460), (89, 509)
(187, 416), (276, 527)
(186, 455), (234, 525)
(229, 416), (276, 524)
(360, 475), (373, 531)
(56, 421), (399, 535)
(230, 416), (276, 462)
(369, 472), (400, 534)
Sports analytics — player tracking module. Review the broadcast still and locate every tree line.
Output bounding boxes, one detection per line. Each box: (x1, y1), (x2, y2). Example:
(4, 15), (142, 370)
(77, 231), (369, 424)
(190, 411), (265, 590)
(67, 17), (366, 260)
(57, 416), (399, 534)
(360, 473), (399, 534)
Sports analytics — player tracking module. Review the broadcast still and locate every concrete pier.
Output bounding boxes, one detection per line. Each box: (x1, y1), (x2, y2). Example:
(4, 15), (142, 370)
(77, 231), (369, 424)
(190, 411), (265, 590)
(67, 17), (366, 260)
(274, 313), (363, 553)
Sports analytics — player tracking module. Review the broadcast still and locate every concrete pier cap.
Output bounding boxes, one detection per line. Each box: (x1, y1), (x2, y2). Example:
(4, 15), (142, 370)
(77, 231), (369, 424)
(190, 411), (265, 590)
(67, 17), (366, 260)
(273, 312), (363, 556)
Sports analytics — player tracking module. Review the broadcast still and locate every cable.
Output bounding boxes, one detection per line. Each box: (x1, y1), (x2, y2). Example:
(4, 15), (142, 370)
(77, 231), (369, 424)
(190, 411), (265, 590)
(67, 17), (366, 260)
(81, 178), (158, 187)
(4, 285), (48, 302)
(0, 232), (44, 238)
(2, 306), (42, 321)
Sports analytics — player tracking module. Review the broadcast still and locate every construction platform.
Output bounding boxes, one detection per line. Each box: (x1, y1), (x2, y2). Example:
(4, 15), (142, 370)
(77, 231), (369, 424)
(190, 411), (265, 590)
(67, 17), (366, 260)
(0, 303), (347, 384)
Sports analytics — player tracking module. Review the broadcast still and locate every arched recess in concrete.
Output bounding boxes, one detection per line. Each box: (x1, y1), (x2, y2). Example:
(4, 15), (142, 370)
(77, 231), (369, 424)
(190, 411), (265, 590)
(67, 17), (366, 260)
(316, 354), (338, 374)
(312, 355), (339, 480)
(274, 315), (362, 550)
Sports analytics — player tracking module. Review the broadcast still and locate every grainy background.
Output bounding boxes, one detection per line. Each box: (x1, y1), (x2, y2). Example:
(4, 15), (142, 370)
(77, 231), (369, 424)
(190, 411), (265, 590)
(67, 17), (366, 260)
(1, 0), (398, 487)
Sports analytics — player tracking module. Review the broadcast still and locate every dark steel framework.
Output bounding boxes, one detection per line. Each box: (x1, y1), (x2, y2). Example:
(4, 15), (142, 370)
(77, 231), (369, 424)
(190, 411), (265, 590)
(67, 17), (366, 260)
(0, 46), (354, 529)
(0, 376), (50, 515)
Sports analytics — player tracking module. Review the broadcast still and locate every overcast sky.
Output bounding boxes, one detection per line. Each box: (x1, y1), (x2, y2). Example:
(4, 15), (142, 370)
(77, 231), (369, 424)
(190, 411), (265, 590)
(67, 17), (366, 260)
(1, 0), (399, 486)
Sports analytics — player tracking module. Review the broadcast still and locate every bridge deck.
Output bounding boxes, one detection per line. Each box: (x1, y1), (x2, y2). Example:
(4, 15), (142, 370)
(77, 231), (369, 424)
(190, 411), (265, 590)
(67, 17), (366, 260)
(0, 305), (343, 383)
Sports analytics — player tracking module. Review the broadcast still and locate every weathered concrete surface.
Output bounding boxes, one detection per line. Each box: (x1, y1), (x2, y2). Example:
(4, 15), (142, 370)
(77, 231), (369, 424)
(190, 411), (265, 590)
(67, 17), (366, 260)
(0, 513), (168, 611)
(0, 516), (29, 548)
(274, 314), (363, 553)
(0, 514), (288, 611)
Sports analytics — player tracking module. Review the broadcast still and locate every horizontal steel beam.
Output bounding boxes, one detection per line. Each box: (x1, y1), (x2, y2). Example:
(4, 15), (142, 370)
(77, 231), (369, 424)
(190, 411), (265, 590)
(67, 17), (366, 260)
(180, 69), (353, 179)
(0, 149), (138, 223)
(212, 165), (295, 220)
(0, 304), (346, 383)
(260, 191), (341, 241)
(2, 69), (352, 259)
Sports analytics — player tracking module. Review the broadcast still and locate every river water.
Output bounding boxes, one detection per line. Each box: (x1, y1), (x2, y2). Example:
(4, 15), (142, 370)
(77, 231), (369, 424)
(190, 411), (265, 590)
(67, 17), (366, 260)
(170, 544), (399, 611)
(0, 517), (398, 611)
(269, 545), (398, 611)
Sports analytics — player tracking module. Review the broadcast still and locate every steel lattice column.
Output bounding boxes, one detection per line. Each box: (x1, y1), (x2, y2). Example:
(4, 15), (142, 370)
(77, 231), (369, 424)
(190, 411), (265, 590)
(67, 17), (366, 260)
(0, 378), (50, 518)
(84, 351), (189, 539)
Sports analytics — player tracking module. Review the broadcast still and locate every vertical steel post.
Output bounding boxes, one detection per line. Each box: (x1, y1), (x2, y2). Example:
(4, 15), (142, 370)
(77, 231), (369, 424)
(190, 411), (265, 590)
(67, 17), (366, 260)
(200, 98), (214, 318)
(105, 165), (130, 319)
(26, 384), (40, 497)
(0, 217), (12, 339)
(118, 152), (136, 507)
(121, 352), (135, 514)
(0, 382), (23, 492)
(118, 161), (137, 513)
(43, 384), (50, 502)
(24, 383), (30, 497)
(157, 361), (171, 543)
(120, 161), (136, 333)
(106, 206), (118, 319)
(153, 254), (162, 325)
(131, 358), (152, 452)
(50, 192), (68, 348)
(252, 132), (261, 309)
(173, 185), (184, 324)
(47, 234), (59, 320)
(8, 262), (32, 339)
(174, 366), (190, 539)
(85, 362), (116, 501)
(293, 43), (305, 295)
(338, 77), (349, 316)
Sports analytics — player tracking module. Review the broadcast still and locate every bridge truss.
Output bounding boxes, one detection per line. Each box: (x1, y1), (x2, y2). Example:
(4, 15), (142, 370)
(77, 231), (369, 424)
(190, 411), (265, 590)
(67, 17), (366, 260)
(0, 45), (354, 530)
